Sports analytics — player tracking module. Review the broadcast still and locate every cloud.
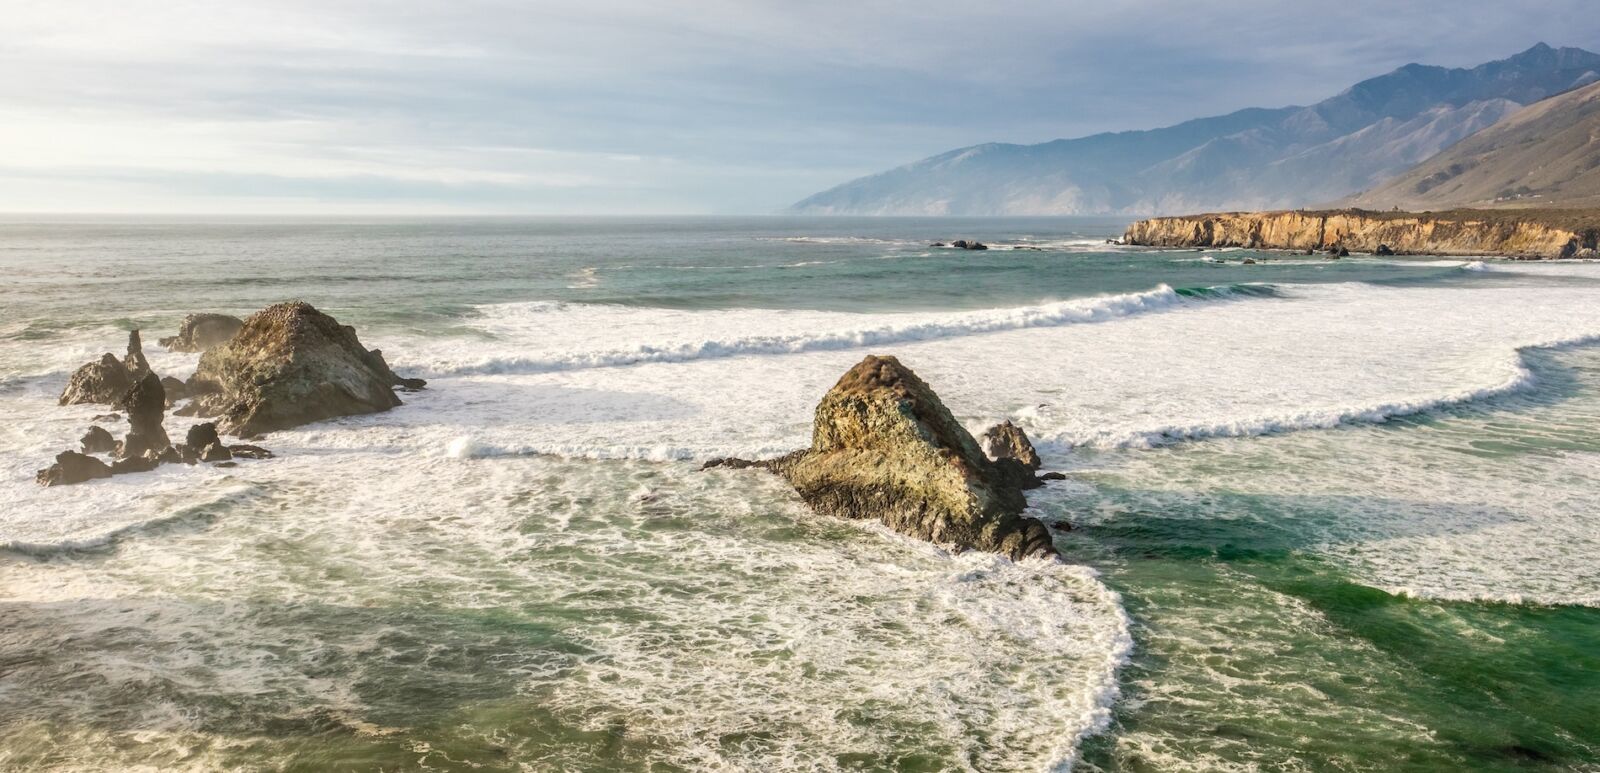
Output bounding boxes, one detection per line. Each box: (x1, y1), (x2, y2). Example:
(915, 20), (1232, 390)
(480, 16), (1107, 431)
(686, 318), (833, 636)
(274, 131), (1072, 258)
(1, 0), (1597, 213)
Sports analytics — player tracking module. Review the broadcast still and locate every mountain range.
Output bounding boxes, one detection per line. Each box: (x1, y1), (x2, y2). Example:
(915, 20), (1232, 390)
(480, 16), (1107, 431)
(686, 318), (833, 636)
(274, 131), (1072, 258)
(1346, 77), (1600, 210)
(790, 44), (1600, 216)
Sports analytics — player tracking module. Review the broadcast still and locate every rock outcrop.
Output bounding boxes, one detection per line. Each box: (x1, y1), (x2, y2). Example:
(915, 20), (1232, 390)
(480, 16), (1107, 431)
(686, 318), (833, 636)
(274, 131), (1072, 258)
(1123, 208), (1598, 259)
(36, 451), (113, 487)
(59, 330), (154, 405)
(80, 426), (116, 454)
(160, 313), (245, 353)
(187, 301), (425, 436)
(115, 370), (170, 459)
(763, 355), (1057, 561)
(123, 330), (151, 376)
(59, 354), (134, 406)
(980, 420), (1044, 490)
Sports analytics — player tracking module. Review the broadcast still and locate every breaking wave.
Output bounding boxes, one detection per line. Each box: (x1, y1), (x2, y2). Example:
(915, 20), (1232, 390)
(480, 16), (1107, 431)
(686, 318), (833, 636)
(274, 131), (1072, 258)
(427, 283), (1278, 377)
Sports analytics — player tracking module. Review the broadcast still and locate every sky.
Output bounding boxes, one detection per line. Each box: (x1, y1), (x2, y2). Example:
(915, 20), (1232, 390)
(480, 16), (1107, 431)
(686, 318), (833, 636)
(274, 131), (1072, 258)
(2, 0), (1599, 215)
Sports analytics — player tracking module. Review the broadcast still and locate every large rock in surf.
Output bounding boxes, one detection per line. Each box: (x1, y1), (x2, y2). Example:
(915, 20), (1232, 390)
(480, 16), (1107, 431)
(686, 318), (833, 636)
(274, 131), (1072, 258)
(36, 450), (113, 487)
(188, 301), (425, 436)
(766, 355), (1057, 561)
(160, 313), (244, 353)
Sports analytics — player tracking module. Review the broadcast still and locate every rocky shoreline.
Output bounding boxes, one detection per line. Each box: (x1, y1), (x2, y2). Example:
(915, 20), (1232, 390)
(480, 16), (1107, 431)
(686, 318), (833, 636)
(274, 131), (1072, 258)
(1122, 208), (1600, 259)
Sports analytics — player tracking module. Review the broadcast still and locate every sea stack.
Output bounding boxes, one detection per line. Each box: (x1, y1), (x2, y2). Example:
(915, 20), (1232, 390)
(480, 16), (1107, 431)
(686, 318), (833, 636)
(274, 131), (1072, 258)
(766, 355), (1057, 561)
(186, 301), (426, 436)
(115, 369), (169, 459)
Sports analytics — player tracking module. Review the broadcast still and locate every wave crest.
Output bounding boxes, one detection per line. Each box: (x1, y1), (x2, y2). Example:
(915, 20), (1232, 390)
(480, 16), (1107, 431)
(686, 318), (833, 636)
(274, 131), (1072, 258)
(430, 284), (1273, 377)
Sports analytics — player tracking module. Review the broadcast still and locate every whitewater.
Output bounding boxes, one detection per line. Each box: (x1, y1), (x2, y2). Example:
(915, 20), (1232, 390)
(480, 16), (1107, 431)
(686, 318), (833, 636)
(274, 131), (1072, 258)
(2, 216), (1598, 771)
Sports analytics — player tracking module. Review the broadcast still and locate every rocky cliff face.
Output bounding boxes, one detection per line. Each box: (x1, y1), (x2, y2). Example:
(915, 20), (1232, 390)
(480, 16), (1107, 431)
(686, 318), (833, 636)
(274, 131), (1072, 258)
(766, 355), (1057, 561)
(1123, 209), (1596, 258)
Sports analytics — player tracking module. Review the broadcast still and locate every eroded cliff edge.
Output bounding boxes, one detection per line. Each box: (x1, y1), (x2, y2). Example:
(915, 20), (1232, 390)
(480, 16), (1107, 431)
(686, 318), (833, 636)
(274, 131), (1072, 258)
(1122, 209), (1600, 259)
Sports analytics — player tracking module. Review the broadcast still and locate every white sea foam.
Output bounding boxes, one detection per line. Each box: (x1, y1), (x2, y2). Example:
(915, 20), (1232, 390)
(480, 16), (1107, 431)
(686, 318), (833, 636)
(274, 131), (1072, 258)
(413, 284), (1242, 377)
(9, 258), (1600, 766)
(0, 453), (1132, 771)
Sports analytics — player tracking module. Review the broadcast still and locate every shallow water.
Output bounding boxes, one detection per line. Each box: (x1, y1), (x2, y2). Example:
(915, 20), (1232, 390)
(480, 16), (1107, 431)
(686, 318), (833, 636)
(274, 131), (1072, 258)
(1, 216), (1597, 771)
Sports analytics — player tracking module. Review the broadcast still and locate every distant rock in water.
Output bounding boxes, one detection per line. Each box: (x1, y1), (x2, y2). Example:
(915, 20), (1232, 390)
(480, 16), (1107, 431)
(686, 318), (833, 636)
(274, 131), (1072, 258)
(764, 355), (1057, 561)
(36, 450), (112, 487)
(949, 240), (989, 251)
(187, 301), (426, 436)
(160, 313), (245, 353)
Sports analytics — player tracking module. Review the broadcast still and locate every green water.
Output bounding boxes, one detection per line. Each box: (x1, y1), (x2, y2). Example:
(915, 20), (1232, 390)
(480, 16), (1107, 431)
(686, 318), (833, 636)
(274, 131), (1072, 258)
(1065, 347), (1600, 771)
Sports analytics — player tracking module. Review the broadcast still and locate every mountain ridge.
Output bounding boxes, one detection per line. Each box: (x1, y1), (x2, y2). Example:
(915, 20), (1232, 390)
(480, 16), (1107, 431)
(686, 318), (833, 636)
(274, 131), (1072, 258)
(792, 44), (1600, 216)
(1345, 77), (1600, 210)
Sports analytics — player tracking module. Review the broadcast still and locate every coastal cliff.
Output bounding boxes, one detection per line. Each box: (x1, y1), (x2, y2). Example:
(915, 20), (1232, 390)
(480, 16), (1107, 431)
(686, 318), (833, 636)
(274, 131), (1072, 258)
(1122, 209), (1600, 258)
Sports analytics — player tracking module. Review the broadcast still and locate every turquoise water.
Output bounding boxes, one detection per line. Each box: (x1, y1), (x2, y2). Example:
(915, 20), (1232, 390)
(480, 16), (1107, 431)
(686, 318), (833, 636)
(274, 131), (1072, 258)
(1, 217), (1597, 771)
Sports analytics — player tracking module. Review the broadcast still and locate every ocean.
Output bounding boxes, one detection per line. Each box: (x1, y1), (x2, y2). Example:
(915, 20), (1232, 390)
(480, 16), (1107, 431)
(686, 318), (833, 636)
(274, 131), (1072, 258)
(0, 216), (1596, 771)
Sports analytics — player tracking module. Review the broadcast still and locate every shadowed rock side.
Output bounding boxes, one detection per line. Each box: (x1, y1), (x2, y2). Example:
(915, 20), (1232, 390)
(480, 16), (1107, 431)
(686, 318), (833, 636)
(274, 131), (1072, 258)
(186, 301), (425, 436)
(761, 355), (1058, 561)
(1123, 209), (1599, 258)
(115, 370), (169, 460)
(981, 420), (1044, 490)
(160, 313), (244, 353)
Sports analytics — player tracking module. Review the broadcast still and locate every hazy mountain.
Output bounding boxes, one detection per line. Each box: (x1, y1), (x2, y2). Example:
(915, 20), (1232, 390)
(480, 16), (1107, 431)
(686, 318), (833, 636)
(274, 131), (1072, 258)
(1346, 78), (1600, 210)
(791, 43), (1600, 216)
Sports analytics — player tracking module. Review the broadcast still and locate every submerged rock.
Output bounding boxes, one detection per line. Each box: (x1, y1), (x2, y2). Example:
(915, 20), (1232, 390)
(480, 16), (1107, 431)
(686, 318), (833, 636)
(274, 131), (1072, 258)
(159, 313), (245, 353)
(199, 442), (233, 462)
(765, 355), (1057, 561)
(111, 453), (160, 475)
(80, 426), (116, 455)
(228, 444), (275, 459)
(189, 301), (426, 436)
(36, 450), (113, 487)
